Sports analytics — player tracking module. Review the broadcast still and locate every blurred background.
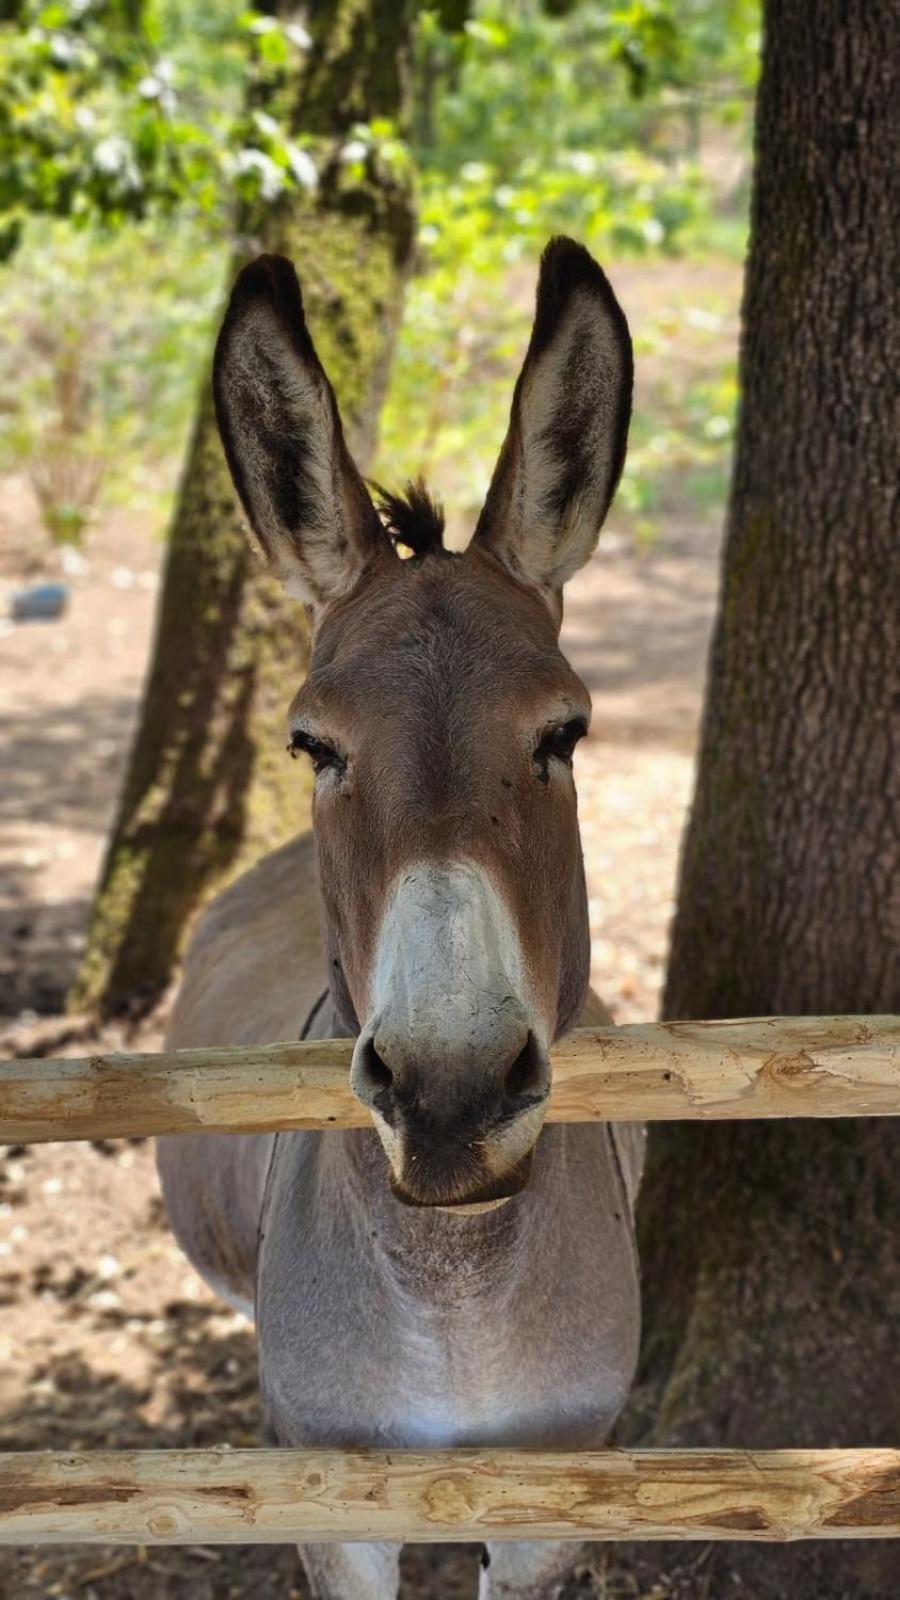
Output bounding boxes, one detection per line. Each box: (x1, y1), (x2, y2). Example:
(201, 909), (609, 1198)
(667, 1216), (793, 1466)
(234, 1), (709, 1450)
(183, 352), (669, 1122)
(0, 0), (759, 1033)
(0, 3), (761, 1595)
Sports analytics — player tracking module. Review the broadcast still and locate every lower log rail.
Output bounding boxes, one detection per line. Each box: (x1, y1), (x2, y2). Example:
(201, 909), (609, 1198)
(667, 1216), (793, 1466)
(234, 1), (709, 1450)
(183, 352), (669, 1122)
(0, 1447), (898, 1546)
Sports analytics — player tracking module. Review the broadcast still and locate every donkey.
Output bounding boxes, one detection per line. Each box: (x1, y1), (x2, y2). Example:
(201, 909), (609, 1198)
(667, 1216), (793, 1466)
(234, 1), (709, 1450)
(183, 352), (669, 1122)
(158, 237), (644, 1600)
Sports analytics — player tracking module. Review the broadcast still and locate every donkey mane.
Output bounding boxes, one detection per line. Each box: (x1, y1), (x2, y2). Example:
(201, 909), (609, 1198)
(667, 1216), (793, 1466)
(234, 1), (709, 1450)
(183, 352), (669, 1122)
(373, 477), (446, 556)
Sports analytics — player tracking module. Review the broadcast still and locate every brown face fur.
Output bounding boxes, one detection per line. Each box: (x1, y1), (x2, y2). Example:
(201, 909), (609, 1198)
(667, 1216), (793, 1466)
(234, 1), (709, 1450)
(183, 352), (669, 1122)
(290, 542), (592, 1047)
(213, 238), (633, 1204)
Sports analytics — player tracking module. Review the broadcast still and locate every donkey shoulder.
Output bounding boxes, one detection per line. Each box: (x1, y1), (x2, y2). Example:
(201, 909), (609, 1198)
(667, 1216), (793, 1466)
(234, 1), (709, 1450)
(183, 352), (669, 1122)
(167, 831), (325, 1051)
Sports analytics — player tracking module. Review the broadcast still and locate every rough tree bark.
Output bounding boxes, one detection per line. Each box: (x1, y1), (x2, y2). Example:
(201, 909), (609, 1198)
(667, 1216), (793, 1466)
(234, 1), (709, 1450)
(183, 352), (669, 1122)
(624, 4), (899, 1597)
(72, 0), (420, 1018)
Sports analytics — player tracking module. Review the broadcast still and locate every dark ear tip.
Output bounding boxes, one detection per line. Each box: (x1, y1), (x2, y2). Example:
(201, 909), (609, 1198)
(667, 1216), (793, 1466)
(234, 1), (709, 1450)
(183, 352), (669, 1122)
(539, 235), (617, 305)
(533, 235), (631, 358)
(219, 253), (313, 365)
(225, 253), (306, 324)
(541, 234), (597, 274)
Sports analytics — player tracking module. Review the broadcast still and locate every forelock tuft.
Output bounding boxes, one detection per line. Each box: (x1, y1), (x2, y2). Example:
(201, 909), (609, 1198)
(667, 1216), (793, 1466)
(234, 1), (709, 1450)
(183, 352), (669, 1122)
(372, 477), (445, 556)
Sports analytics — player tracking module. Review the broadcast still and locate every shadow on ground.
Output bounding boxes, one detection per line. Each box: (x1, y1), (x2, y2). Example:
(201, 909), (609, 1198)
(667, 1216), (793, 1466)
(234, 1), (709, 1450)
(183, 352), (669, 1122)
(0, 1272), (487, 1599)
(0, 692), (138, 1012)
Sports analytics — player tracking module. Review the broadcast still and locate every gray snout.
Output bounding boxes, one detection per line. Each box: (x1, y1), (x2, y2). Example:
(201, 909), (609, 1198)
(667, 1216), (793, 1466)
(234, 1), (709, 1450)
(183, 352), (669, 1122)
(353, 860), (553, 1204)
(350, 1017), (551, 1206)
(353, 1016), (549, 1120)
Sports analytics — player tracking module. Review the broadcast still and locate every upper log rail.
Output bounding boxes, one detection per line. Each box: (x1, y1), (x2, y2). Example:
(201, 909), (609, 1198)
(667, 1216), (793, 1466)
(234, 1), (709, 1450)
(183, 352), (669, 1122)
(1, 1015), (898, 1144)
(0, 1446), (897, 1546)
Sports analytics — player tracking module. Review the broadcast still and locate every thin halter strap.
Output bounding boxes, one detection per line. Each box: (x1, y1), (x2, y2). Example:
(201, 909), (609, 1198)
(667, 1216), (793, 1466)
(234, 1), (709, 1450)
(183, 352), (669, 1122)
(299, 987), (330, 1042)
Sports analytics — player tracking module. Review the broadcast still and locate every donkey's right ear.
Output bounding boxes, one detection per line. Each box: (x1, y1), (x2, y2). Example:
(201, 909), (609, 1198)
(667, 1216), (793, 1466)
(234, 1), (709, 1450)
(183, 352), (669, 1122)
(213, 255), (388, 612)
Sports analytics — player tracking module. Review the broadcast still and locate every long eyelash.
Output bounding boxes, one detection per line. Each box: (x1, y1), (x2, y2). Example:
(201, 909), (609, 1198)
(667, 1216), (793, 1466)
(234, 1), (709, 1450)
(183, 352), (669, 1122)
(287, 729), (346, 777)
(288, 729), (323, 756)
(533, 718), (588, 781)
(535, 718), (588, 753)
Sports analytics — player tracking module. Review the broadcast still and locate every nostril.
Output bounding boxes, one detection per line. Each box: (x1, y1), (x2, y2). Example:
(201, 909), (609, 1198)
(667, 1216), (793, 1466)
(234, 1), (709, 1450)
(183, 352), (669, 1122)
(350, 1031), (401, 1125)
(503, 1032), (547, 1101)
(359, 1038), (393, 1096)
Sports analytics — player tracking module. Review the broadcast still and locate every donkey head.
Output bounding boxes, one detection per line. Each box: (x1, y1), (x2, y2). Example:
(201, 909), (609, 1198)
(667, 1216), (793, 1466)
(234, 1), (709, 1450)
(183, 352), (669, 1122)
(214, 239), (632, 1207)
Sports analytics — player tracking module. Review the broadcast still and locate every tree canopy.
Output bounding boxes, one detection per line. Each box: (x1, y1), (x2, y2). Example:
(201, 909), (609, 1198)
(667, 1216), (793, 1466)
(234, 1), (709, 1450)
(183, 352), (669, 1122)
(0, 0), (319, 257)
(1, 0), (760, 552)
(1, 1), (760, 258)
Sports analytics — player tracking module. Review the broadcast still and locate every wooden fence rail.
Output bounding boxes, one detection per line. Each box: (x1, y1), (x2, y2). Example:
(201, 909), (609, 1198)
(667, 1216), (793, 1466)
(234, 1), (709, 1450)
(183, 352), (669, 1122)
(2, 1015), (898, 1144)
(1, 1447), (898, 1546)
(3, 1013), (899, 1550)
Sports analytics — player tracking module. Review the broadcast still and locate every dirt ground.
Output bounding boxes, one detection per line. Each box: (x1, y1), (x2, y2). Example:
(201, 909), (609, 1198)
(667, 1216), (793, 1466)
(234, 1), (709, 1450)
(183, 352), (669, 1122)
(0, 259), (737, 1598)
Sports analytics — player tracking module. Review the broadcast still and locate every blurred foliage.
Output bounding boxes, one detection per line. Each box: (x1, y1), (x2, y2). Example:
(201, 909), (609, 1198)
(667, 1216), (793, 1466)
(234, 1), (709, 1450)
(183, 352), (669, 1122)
(0, 0), (315, 543)
(0, 0), (760, 549)
(0, 219), (221, 539)
(378, 0), (759, 529)
(0, 0), (318, 258)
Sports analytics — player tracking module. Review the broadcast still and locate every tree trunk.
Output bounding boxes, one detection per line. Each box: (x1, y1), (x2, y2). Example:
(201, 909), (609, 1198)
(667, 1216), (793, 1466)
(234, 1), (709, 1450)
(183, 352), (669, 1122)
(72, 0), (419, 1018)
(624, 5), (899, 1597)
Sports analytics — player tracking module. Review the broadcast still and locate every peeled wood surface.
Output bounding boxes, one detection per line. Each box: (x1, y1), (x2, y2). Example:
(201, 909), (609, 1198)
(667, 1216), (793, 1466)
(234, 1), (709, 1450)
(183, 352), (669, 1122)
(0, 1447), (897, 1545)
(1, 1015), (898, 1144)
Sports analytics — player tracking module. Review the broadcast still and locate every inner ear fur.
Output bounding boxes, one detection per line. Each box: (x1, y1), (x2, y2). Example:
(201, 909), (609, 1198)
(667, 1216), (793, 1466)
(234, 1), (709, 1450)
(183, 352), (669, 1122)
(473, 236), (633, 595)
(213, 254), (386, 611)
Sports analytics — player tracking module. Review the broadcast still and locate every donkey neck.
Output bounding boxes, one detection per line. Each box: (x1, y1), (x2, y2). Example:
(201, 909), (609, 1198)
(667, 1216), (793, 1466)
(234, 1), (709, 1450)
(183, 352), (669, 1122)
(331, 1122), (575, 1310)
(303, 988), (586, 1308)
(256, 987), (642, 1454)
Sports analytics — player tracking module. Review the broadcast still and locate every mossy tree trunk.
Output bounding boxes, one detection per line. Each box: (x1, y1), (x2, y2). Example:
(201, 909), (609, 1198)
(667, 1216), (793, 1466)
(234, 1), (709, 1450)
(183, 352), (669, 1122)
(73, 0), (420, 1018)
(626, 4), (899, 1596)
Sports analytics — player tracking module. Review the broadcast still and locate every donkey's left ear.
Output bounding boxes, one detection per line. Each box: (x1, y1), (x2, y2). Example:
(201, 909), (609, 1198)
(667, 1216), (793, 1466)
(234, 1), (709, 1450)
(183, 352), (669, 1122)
(472, 237), (632, 597)
(213, 254), (386, 613)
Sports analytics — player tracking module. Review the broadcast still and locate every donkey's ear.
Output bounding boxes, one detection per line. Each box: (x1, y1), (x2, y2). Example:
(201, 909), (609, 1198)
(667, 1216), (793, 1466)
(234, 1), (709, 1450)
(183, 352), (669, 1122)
(472, 237), (632, 596)
(213, 254), (386, 611)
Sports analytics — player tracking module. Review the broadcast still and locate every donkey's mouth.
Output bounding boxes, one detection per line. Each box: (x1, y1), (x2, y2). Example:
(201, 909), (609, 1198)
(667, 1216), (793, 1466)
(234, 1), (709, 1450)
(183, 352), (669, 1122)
(388, 1146), (536, 1209)
(369, 1084), (549, 1209)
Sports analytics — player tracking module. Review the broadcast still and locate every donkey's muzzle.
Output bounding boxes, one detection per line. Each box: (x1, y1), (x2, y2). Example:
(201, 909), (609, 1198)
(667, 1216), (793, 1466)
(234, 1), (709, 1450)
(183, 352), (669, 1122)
(391, 1144), (537, 1209)
(350, 1026), (551, 1206)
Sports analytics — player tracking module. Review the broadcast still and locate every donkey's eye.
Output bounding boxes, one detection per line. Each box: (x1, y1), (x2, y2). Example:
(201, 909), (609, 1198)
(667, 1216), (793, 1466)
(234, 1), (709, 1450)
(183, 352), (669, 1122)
(535, 718), (588, 769)
(288, 730), (343, 775)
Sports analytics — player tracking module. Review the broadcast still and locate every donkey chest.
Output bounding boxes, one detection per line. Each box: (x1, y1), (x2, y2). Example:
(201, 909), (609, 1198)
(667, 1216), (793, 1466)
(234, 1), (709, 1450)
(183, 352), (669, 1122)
(263, 1253), (635, 1449)
(359, 1291), (630, 1448)
(258, 1133), (639, 1450)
